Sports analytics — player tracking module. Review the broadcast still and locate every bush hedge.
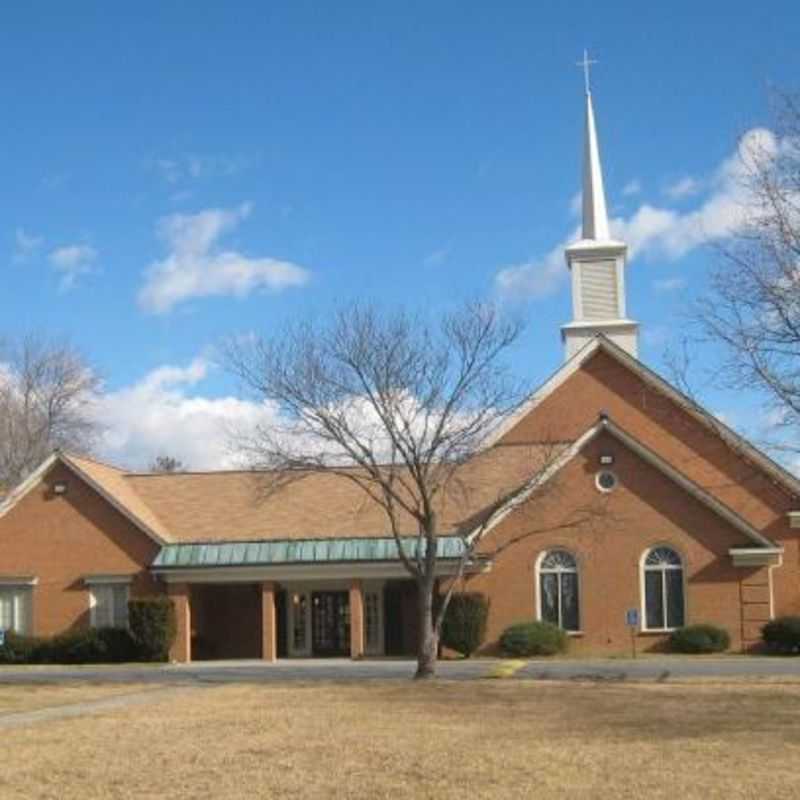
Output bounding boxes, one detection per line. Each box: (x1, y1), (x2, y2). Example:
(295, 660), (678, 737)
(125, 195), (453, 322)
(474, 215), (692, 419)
(0, 627), (139, 665)
(762, 616), (800, 655)
(0, 597), (176, 665)
(499, 621), (568, 657)
(128, 597), (177, 662)
(669, 624), (730, 654)
(441, 593), (489, 658)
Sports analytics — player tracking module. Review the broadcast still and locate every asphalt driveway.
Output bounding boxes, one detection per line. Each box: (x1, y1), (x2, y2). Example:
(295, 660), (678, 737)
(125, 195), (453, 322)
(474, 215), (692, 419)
(0, 655), (798, 685)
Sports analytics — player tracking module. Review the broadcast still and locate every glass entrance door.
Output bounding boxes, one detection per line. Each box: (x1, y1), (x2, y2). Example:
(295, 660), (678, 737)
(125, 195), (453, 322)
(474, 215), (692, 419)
(311, 591), (350, 656)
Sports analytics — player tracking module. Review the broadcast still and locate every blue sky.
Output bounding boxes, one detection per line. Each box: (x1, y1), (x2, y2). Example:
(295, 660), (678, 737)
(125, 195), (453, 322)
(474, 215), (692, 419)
(2, 2), (799, 468)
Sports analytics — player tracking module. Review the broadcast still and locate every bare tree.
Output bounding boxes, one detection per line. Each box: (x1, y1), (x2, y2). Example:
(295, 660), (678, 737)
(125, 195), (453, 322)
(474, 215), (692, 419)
(225, 302), (590, 679)
(694, 92), (800, 449)
(0, 336), (101, 493)
(149, 455), (187, 473)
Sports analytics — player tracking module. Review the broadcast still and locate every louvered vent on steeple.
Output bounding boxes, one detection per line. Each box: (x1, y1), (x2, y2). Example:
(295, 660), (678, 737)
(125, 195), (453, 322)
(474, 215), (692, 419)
(579, 260), (619, 320)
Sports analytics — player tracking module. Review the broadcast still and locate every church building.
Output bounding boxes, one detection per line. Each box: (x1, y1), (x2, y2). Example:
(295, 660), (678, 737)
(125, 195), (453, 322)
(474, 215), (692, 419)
(1, 81), (798, 663)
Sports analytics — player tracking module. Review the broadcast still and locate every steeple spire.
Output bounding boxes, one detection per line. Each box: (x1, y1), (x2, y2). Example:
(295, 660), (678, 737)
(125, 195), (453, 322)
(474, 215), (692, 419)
(561, 52), (639, 361)
(581, 89), (611, 241)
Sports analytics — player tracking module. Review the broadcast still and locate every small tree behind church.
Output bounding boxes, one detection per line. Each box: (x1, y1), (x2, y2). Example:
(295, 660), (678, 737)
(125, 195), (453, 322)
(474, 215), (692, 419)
(226, 301), (580, 679)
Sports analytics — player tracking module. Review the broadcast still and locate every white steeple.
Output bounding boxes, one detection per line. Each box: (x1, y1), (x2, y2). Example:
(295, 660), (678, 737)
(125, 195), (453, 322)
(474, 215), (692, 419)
(561, 52), (639, 361)
(581, 89), (610, 241)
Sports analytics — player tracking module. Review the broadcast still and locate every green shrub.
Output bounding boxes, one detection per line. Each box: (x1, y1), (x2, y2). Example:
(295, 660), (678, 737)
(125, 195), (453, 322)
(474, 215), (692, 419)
(670, 624), (730, 654)
(0, 628), (138, 665)
(499, 621), (568, 657)
(0, 632), (40, 664)
(762, 616), (800, 655)
(128, 597), (176, 661)
(441, 593), (489, 657)
(35, 628), (139, 664)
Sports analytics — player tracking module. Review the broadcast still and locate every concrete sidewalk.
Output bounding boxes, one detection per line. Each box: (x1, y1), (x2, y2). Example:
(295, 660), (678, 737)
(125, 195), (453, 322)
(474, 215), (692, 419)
(0, 655), (798, 685)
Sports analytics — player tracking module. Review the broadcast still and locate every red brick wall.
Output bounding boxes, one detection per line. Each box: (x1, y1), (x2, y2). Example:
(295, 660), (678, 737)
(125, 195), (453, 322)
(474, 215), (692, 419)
(496, 350), (800, 630)
(0, 462), (162, 636)
(468, 432), (761, 654)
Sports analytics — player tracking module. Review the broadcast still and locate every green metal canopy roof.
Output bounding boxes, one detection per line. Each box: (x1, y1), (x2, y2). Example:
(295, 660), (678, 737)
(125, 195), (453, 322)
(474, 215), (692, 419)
(152, 536), (466, 569)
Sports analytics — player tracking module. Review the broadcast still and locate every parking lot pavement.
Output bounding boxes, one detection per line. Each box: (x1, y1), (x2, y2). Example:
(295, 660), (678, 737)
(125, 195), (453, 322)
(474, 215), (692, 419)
(0, 656), (797, 685)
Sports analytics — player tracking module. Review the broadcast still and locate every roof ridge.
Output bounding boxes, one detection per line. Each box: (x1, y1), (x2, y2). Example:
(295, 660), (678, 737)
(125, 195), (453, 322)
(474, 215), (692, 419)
(61, 450), (129, 474)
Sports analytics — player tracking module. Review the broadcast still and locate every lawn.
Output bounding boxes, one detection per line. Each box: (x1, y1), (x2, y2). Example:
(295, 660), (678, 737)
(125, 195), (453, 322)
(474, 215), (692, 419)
(0, 682), (156, 715)
(2, 679), (800, 798)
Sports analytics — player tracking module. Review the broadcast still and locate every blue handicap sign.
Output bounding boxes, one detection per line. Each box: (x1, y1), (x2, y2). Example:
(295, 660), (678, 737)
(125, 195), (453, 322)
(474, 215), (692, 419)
(625, 609), (639, 627)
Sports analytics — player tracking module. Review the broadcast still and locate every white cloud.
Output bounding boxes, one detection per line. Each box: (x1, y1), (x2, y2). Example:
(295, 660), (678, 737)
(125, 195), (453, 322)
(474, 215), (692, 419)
(13, 228), (43, 263)
(92, 357), (275, 470)
(495, 127), (778, 301)
(652, 277), (687, 292)
(138, 204), (311, 314)
(622, 179), (642, 197)
(147, 153), (258, 184)
(569, 191), (582, 216)
(664, 175), (703, 199)
(48, 244), (98, 291)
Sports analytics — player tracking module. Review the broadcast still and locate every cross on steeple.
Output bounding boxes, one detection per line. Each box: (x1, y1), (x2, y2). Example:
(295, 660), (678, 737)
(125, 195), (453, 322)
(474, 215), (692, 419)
(576, 49), (597, 94)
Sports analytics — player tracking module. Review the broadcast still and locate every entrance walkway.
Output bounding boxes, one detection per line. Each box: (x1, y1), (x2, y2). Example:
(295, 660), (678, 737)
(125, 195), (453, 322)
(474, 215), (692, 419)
(0, 656), (798, 686)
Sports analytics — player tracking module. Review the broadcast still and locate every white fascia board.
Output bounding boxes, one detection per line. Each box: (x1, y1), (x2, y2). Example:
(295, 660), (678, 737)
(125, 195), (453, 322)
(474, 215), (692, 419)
(483, 338), (603, 449)
(0, 576), (38, 586)
(603, 419), (777, 549)
(470, 415), (778, 551)
(729, 548), (783, 567)
(483, 335), (800, 500)
(0, 453), (60, 520)
(152, 558), (486, 585)
(60, 455), (167, 546)
(83, 574), (135, 585)
(596, 341), (800, 499)
(0, 452), (167, 546)
(466, 422), (604, 543)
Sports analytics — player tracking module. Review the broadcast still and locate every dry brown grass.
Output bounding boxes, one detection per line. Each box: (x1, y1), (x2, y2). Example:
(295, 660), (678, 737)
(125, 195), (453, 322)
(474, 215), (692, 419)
(2, 679), (800, 799)
(0, 682), (157, 715)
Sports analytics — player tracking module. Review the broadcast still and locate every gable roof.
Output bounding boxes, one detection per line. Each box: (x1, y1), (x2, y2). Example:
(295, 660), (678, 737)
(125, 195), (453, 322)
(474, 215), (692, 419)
(0, 443), (557, 545)
(0, 452), (171, 545)
(487, 335), (800, 499)
(471, 414), (780, 551)
(124, 443), (557, 542)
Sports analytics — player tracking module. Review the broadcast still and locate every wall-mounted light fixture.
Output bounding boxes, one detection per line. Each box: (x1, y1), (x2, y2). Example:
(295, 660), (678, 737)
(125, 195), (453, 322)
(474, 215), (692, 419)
(53, 481), (68, 496)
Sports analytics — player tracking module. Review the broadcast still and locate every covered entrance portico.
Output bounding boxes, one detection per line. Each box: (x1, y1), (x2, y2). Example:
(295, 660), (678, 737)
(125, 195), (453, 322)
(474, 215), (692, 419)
(152, 537), (471, 663)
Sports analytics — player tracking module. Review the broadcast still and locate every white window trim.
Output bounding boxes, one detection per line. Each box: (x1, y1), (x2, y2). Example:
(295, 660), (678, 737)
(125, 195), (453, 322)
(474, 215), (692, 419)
(639, 546), (687, 633)
(535, 550), (582, 634)
(0, 580), (35, 635)
(595, 470), (618, 493)
(86, 576), (132, 629)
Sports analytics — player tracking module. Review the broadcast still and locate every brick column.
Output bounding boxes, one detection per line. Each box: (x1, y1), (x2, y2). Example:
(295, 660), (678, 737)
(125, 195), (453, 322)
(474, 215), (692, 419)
(350, 580), (364, 659)
(168, 582), (191, 663)
(261, 582), (277, 662)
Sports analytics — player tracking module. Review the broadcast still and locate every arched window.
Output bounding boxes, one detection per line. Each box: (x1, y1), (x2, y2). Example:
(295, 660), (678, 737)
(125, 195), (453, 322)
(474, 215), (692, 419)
(538, 550), (580, 632)
(642, 547), (685, 630)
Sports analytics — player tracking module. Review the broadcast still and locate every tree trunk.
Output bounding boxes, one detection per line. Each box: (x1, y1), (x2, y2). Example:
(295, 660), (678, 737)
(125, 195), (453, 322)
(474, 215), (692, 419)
(414, 574), (438, 679)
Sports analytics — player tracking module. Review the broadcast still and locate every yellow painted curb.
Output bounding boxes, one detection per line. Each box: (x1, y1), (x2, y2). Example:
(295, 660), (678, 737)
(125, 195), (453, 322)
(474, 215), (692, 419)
(485, 659), (527, 679)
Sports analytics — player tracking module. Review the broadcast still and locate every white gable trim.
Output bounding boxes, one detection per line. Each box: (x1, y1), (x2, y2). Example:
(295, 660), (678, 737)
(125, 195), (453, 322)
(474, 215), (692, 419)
(486, 337), (603, 448)
(470, 416), (779, 551)
(60, 455), (168, 546)
(0, 453), (60, 519)
(0, 452), (167, 546)
(466, 422), (602, 543)
(485, 335), (800, 499)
